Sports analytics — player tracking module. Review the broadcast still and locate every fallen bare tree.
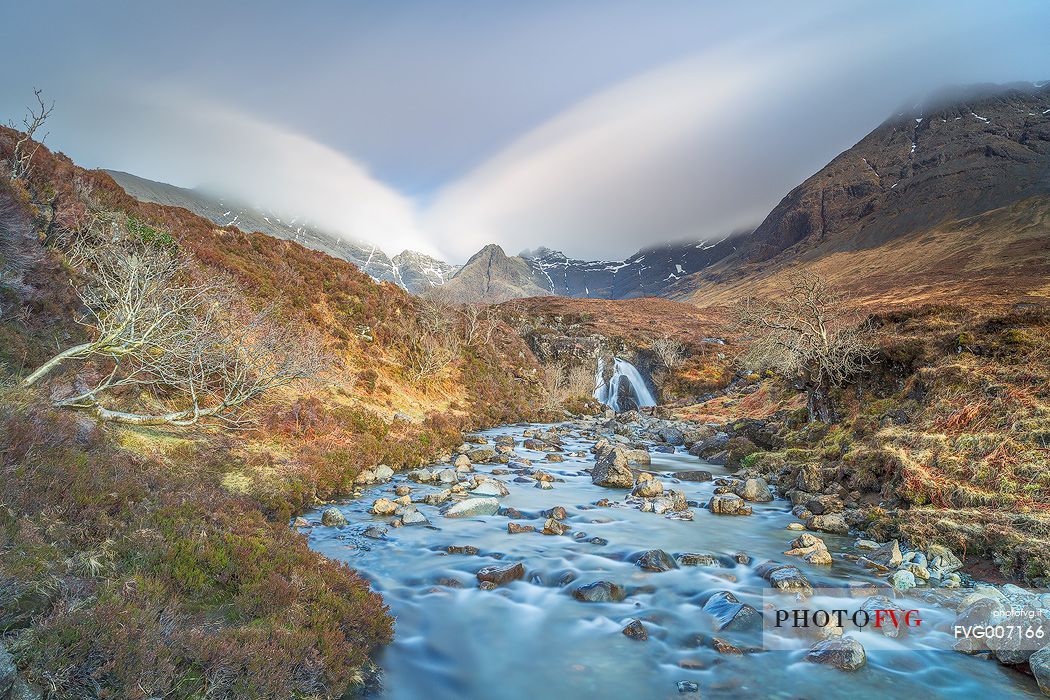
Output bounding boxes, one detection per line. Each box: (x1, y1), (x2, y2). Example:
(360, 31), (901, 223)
(6, 88), (54, 182)
(733, 272), (874, 423)
(22, 212), (321, 426)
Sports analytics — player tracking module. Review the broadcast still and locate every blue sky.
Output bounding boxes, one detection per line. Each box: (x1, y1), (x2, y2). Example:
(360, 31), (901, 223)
(2, 1), (1049, 260)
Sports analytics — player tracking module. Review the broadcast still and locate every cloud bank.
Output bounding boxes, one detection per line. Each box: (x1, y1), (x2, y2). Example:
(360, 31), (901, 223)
(75, 88), (438, 258)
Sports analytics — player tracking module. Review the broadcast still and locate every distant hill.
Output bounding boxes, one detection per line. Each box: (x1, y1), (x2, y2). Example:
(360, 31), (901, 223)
(105, 170), (457, 294)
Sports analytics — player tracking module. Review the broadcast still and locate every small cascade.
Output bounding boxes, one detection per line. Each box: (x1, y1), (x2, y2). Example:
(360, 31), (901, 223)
(593, 357), (656, 412)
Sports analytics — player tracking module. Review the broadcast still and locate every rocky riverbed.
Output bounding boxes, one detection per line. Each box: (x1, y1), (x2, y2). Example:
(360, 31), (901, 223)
(301, 413), (1050, 699)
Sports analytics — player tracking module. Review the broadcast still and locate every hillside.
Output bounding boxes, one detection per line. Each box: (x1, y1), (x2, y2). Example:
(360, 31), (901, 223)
(106, 170), (458, 294)
(682, 81), (1050, 307)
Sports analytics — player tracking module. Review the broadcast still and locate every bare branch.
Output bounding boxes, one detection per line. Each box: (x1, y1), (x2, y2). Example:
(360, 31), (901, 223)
(732, 272), (874, 422)
(8, 88), (54, 182)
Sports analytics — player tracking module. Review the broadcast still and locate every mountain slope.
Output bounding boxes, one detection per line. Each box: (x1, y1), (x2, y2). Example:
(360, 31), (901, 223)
(106, 170), (456, 293)
(523, 235), (742, 299)
(683, 81), (1050, 306)
(391, 249), (459, 293)
(437, 244), (551, 303)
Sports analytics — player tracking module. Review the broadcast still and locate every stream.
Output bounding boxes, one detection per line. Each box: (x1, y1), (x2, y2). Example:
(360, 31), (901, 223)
(303, 421), (1042, 699)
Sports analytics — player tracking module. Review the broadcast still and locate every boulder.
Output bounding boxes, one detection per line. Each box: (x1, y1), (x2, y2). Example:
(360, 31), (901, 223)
(702, 591), (762, 631)
(707, 494), (752, 515)
(927, 544), (964, 576)
(471, 480), (510, 498)
(321, 507), (348, 526)
(953, 597), (1006, 653)
(476, 562), (525, 587)
(672, 470), (713, 482)
(632, 479), (664, 498)
(591, 448), (634, 488)
(508, 522), (535, 534)
(623, 448), (651, 465)
(467, 447), (498, 463)
(805, 495), (844, 515)
(362, 525), (387, 539)
(805, 636), (867, 671)
(785, 533), (833, 566)
(445, 497), (500, 518)
(868, 540), (903, 568)
(858, 596), (909, 638)
(453, 454), (472, 469)
(1029, 645), (1050, 696)
(636, 549), (679, 572)
(755, 561), (813, 596)
(370, 498), (398, 516)
(889, 570), (916, 591)
(542, 518), (569, 536)
(421, 489), (453, 506)
(400, 510), (429, 526)
(734, 477), (773, 502)
(659, 427), (685, 445)
(572, 581), (627, 603)
(796, 465), (825, 493)
(407, 468), (435, 483)
(677, 553), (721, 567)
(805, 513), (849, 535)
(374, 464), (395, 481)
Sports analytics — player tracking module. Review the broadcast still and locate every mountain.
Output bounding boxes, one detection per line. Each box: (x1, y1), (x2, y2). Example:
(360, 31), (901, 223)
(436, 244), (551, 303)
(391, 250), (458, 292)
(522, 235), (743, 299)
(105, 170), (456, 294)
(681, 81), (1050, 306)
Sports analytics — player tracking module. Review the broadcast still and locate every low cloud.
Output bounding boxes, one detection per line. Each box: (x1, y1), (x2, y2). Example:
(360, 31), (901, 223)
(422, 33), (899, 261)
(82, 87), (437, 258)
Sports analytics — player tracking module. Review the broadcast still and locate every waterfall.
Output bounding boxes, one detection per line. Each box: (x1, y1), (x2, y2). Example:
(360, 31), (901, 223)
(593, 357), (656, 411)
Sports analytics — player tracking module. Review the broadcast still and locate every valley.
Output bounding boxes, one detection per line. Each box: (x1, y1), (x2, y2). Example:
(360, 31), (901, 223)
(0, 41), (1049, 700)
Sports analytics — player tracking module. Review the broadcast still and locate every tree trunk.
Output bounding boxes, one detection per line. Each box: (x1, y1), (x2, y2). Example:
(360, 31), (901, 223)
(806, 387), (835, 423)
(21, 342), (94, 386)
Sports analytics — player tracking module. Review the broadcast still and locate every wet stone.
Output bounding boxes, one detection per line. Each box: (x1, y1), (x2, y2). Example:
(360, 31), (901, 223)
(573, 581), (627, 603)
(636, 549), (679, 572)
(321, 507), (348, 526)
(805, 636), (867, 671)
(476, 562), (525, 587)
(622, 619), (649, 641)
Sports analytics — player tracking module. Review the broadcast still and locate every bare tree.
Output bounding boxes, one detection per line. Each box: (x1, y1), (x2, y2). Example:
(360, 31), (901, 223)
(405, 298), (462, 381)
(22, 215), (320, 426)
(537, 361), (594, 411)
(733, 273), (874, 423)
(650, 335), (684, 369)
(460, 303), (497, 348)
(7, 89), (54, 182)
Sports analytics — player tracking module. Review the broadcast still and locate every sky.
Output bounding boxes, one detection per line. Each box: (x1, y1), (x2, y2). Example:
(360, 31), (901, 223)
(2, 1), (1049, 262)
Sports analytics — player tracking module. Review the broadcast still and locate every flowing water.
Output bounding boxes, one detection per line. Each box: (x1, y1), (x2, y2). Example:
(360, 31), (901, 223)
(594, 358), (657, 411)
(304, 422), (1040, 699)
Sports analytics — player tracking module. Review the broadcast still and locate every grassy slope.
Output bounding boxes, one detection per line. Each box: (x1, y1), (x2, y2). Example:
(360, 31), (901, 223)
(0, 130), (547, 699)
(679, 304), (1050, 583)
(681, 196), (1050, 310)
